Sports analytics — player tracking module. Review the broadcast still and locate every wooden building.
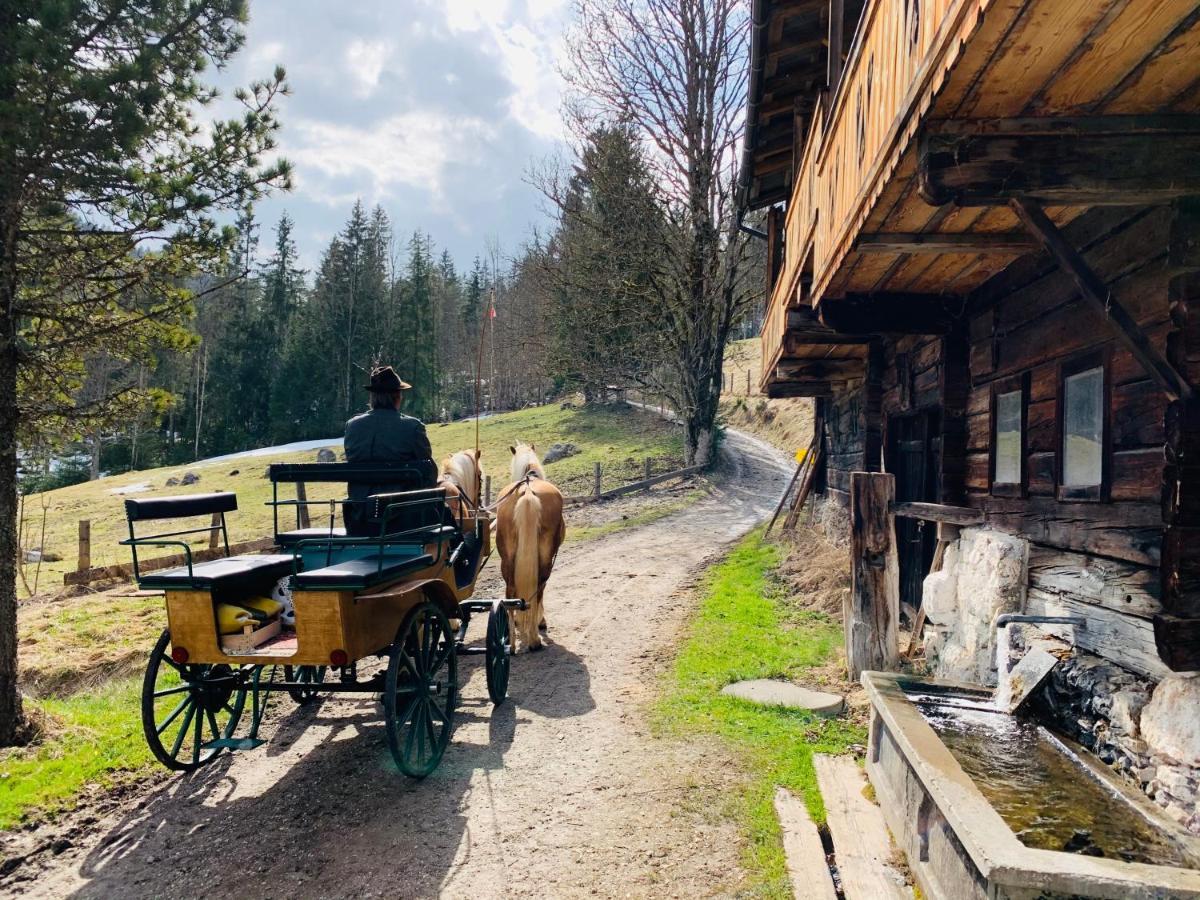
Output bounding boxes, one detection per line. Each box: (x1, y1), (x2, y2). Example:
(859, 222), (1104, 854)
(741, 0), (1200, 687)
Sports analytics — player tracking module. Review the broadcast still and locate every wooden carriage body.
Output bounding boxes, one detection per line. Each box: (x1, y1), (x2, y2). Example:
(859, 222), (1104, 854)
(162, 511), (491, 667)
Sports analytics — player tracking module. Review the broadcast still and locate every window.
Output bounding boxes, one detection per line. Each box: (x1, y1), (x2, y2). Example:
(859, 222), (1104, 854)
(1058, 354), (1109, 501)
(990, 374), (1027, 497)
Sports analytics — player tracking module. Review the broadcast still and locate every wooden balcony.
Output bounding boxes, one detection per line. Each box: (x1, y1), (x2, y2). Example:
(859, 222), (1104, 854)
(761, 0), (1200, 392)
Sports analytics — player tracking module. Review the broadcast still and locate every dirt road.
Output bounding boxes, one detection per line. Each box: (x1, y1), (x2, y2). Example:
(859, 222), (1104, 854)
(8, 430), (790, 899)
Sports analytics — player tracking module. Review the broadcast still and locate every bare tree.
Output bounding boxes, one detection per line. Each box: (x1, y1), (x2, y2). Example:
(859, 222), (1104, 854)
(563, 0), (756, 464)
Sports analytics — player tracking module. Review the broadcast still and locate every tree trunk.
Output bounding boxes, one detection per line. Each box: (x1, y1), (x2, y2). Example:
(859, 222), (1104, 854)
(0, 280), (24, 745)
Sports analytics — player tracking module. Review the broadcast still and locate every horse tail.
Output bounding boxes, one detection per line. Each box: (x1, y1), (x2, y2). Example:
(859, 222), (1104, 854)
(513, 487), (541, 604)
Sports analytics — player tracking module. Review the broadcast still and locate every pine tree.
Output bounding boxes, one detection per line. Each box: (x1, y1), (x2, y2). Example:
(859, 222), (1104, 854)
(0, 1), (291, 745)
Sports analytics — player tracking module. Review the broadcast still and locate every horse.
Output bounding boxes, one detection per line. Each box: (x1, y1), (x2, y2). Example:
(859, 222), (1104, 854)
(495, 443), (566, 652)
(439, 448), (483, 524)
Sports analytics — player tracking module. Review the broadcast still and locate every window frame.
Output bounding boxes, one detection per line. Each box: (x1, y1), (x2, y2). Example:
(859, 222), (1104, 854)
(989, 372), (1029, 499)
(1056, 349), (1111, 502)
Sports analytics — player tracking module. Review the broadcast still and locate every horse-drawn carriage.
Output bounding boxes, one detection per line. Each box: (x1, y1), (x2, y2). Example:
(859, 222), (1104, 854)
(124, 457), (518, 778)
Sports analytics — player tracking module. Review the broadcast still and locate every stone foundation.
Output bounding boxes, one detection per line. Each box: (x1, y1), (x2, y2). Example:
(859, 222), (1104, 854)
(1030, 653), (1200, 834)
(922, 527), (1029, 685)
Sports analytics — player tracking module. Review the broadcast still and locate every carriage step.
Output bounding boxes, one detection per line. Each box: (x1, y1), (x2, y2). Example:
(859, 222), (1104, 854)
(459, 598), (527, 614)
(203, 737), (266, 751)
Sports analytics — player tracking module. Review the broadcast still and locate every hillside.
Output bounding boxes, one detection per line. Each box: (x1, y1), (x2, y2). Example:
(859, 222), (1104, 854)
(720, 338), (814, 458)
(18, 403), (685, 596)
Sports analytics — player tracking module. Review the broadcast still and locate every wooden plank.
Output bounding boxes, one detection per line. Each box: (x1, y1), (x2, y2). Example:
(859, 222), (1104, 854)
(920, 129), (1200, 207)
(890, 501), (984, 526)
(1028, 546), (1162, 617)
(1035, 0), (1200, 115)
(773, 787), (838, 900)
(856, 232), (1036, 253)
(1026, 587), (1171, 679)
(814, 755), (912, 900)
(847, 472), (900, 680)
(1012, 198), (1192, 402)
(1152, 614), (1200, 672)
(818, 293), (957, 335)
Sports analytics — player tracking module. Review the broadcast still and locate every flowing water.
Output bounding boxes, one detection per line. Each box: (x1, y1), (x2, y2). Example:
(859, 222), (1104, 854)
(910, 693), (1200, 868)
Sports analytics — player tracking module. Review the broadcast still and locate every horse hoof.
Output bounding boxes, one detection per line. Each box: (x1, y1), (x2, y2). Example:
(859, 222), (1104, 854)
(529, 642), (546, 653)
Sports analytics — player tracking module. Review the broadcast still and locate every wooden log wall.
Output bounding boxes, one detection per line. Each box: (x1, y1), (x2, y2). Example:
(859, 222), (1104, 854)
(960, 204), (1199, 677)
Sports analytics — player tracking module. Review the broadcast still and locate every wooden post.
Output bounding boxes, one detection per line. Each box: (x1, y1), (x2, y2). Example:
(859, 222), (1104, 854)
(847, 472), (900, 680)
(827, 0), (845, 93)
(746, 369), (751, 395)
(593, 462), (602, 499)
(77, 520), (91, 573)
(295, 481), (311, 529)
(208, 512), (221, 550)
(643, 457), (652, 490)
(484, 475), (492, 507)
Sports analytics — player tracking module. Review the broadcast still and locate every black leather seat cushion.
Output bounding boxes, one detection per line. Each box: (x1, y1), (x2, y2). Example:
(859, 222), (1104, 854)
(276, 526), (348, 546)
(138, 554), (294, 591)
(292, 553), (434, 591)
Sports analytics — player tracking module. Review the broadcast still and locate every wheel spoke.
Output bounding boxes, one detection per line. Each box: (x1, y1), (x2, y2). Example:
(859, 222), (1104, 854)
(206, 708), (221, 742)
(423, 703), (438, 749)
(154, 684), (191, 699)
(415, 700), (427, 763)
(170, 702), (197, 760)
(428, 696), (448, 724)
(420, 616), (434, 672)
(191, 706), (203, 765)
(399, 649), (421, 682)
(404, 703), (420, 763)
(156, 696), (191, 735)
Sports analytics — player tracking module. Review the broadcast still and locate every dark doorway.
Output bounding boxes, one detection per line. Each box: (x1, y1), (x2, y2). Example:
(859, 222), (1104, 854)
(888, 411), (940, 613)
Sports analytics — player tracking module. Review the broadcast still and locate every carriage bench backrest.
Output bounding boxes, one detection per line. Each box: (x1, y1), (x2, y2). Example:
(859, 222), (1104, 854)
(122, 492), (237, 583)
(267, 461), (439, 538)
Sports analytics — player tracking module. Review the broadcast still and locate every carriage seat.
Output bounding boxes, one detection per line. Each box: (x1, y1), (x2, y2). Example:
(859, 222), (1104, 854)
(292, 551), (434, 591)
(136, 554), (294, 591)
(122, 492), (293, 593)
(275, 526), (348, 547)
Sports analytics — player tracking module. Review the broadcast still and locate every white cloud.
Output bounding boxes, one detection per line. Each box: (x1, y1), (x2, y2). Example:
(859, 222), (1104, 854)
(427, 0), (568, 140)
(345, 39), (389, 99)
(287, 112), (498, 200)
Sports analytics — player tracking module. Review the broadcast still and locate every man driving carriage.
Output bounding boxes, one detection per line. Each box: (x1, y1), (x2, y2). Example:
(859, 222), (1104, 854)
(343, 365), (437, 535)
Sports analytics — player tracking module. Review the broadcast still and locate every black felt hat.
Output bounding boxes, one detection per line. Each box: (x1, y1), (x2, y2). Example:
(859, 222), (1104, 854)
(364, 366), (412, 392)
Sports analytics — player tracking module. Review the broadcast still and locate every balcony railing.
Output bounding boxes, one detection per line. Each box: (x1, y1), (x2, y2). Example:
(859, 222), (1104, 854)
(764, 0), (988, 371)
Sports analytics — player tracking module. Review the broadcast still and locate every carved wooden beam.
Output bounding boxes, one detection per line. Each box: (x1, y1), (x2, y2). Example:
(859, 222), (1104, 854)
(768, 381), (836, 399)
(1012, 198), (1194, 403)
(856, 232), (1036, 254)
(818, 293), (958, 335)
(919, 117), (1200, 207)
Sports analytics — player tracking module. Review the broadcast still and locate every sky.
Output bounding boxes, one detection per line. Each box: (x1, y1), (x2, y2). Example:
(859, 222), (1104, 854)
(214, 0), (572, 274)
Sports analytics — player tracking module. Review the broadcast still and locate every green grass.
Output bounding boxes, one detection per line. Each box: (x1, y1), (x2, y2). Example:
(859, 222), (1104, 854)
(654, 532), (865, 897)
(0, 677), (153, 830)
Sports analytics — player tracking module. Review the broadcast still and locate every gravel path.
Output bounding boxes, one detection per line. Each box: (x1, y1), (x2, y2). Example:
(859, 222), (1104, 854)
(8, 429), (790, 899)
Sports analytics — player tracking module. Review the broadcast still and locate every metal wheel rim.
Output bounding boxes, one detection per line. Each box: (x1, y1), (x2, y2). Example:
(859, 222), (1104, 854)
(141, 629), (246, 772)
(283, 664), (327, 704)
(384, 602), (457, 778)
(485, 605), (511, 706)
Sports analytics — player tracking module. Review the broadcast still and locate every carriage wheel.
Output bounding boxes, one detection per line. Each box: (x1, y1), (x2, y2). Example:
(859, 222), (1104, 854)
(283, 665), (327, 704)
(141, 629), (247, 772)
(384, 601), (457, 778)
(485, 603), (511, 706)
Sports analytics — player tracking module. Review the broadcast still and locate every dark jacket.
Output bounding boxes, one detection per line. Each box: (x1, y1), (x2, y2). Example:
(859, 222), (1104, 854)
(343, 409), (437, 534)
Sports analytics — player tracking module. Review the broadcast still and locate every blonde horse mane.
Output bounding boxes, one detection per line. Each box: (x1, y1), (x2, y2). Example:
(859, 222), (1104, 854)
(441, 449), (482, 505)
(510, 443), (544, 482)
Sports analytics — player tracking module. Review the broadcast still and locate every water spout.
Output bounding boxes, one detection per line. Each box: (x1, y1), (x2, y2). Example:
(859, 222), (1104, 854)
(993, 615), (1085, 713)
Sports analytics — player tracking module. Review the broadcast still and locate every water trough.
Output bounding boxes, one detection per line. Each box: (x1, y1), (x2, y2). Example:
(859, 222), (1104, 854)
(863, 671), (1200, 899)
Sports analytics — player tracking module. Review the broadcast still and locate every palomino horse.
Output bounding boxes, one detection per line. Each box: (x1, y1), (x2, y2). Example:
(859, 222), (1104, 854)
(495, 443), (566, 652)
(439, 449), (483, 523)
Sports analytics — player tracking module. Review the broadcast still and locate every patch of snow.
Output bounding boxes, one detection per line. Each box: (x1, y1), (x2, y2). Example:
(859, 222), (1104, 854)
(109, 482), (153, 495)
(195, 438), (344, 466)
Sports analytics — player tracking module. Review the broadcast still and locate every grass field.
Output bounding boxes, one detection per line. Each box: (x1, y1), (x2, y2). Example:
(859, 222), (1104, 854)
(17, 403), (685, 595)
(654, 531), (865, 897)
